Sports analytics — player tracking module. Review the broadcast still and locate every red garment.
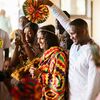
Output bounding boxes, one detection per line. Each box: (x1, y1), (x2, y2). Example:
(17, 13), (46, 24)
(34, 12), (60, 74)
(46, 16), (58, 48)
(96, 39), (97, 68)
(38, 46), (69, 100)
(11, 46), (69, 100)
(11, 75), (42, 100)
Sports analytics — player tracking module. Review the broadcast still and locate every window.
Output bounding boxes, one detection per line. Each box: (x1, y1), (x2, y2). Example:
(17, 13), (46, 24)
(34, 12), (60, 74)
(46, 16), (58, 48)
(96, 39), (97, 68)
(61, 0), (87, 15)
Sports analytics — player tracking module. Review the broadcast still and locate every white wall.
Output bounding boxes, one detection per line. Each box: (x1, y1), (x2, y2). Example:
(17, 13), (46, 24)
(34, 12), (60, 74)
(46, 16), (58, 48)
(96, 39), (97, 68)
(93, 0), (100, 45)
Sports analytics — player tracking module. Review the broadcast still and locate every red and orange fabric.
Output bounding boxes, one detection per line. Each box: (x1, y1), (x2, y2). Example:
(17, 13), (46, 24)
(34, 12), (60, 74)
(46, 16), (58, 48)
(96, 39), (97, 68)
(11, 46), (68, 100)
(11, 58), (42, 100)
(11, 76), (42, 100)
(38, 46), (69, 100)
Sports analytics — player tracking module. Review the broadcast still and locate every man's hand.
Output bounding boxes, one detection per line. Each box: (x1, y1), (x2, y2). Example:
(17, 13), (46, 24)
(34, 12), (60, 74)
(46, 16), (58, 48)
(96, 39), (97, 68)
(42, 0), (53, 7)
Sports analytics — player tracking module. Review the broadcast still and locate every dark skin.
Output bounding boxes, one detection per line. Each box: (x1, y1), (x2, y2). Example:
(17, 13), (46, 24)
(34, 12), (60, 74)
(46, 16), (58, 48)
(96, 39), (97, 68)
(10, 38), (22, 67)
(20, 29), (35, 61)
(42, 0), (53, 7)
(19, 28), (42, 61)
(11, 26), (42, 68)
(69, 26), (91, 45)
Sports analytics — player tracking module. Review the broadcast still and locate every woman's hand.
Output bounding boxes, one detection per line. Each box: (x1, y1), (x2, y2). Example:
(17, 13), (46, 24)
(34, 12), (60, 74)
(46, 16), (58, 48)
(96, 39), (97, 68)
(29, 66), (36, 78)
(20, 30), (27, 44)
(29, 66), (41, 78)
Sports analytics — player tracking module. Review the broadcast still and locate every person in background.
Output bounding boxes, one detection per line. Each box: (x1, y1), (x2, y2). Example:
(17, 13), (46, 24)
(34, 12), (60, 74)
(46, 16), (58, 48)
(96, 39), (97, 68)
(55, 11), (73, 50)
(0, 9), (12, 35)
(10, 22), (40, 73)
(9, 16), (30, 57)
(42, 0), (100, 100)
(9, 22), (42, 100)
(0, 29), (10, 71)
(10, 16), (30, 42)
(29, 25), (69, 99)
(0, 28), (11, 100)
(3, 22), (39, 82)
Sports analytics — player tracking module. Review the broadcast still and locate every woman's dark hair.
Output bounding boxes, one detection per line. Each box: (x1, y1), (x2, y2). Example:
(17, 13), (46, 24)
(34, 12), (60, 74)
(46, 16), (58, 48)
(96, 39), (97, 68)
(39, 25), (59, 50)
(40, 24), (55, 34)
(19, 16), (30, 28)
(23, 22), (39, 44)
(24, 22), (39, 33)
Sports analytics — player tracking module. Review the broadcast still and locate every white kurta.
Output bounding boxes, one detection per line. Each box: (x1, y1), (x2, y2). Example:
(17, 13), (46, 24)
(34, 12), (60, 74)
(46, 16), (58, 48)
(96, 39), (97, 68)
(69, 43), (100, 100)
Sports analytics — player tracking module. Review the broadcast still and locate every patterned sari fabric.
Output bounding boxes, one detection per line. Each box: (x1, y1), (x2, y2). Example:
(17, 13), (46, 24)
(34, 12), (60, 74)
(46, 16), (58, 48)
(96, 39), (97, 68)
(38, 46), (69, 100)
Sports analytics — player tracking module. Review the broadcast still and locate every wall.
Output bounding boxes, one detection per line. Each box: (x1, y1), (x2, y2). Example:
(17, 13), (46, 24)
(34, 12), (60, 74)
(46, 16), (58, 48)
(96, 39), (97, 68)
(93, 0), (100, 45)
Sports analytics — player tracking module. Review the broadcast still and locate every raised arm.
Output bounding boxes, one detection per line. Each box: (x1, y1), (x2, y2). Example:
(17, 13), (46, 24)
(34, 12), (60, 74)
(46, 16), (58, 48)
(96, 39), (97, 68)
(43, 0), (70, 30)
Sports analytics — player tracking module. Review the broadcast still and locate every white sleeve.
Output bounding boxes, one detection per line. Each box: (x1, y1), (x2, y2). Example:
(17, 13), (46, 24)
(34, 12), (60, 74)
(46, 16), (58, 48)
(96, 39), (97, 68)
(85, 51), (100, 100)
(50, 5), (70, 31)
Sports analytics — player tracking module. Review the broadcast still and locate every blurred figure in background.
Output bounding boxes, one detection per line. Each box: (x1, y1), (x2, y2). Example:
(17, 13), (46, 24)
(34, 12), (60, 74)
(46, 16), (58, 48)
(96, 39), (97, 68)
(9, 16), (30, 57)
(9, 22), (42, 100)
(0, 28), (10, 71)
(10, 16), (30, 42)
(0, 28), (11, 100)
(0, 9), (12, 35)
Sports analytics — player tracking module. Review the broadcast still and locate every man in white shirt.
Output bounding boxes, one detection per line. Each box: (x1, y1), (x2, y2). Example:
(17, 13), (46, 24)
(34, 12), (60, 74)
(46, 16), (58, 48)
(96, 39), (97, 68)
(68, 19), (100, 100)
(43, 0), (100, 100)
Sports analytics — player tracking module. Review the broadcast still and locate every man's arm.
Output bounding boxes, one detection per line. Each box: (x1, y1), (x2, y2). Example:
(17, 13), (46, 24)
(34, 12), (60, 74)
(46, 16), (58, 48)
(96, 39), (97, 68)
(43, 0), (70, 30)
